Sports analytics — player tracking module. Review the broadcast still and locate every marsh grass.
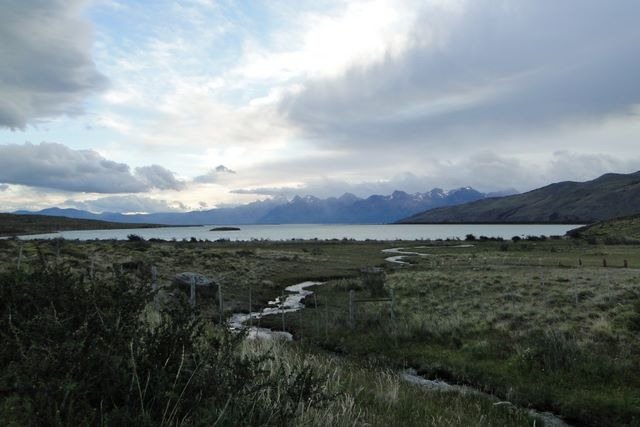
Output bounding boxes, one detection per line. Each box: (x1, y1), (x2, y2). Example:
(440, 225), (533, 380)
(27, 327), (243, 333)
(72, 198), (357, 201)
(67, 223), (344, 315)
(264, 241), (640, 426)
(3, 238), (640, 425)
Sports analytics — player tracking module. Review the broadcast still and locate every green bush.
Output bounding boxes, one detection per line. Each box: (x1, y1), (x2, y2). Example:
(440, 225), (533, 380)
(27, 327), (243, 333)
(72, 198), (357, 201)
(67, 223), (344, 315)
(0, 263), (330, 426)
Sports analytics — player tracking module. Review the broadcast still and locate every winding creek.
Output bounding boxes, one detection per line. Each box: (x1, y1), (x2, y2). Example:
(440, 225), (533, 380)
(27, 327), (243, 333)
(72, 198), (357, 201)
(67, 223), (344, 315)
(228, 246), (571, 426)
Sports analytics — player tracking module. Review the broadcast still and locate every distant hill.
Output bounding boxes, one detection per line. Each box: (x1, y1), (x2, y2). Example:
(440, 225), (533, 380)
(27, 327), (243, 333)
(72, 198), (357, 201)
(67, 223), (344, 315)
(16, 187), (498, 225)
(0, 213), (162, 237)
(567, 215), (640, 241)
(398, 171), (640, 224)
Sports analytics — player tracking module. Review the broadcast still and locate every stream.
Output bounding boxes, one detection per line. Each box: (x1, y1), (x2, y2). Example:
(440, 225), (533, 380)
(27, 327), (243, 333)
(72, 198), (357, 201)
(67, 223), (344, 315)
(382, 245), (475, 264)
(227, 246), (571, 426)
(228, 280), (323, 340)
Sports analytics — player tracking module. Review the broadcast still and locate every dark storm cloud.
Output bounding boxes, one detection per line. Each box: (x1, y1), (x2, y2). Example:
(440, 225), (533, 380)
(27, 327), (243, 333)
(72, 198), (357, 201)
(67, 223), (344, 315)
(0, 0), (107, 129)
(0, 142), (184, 193)
(280, 0), (640, 148)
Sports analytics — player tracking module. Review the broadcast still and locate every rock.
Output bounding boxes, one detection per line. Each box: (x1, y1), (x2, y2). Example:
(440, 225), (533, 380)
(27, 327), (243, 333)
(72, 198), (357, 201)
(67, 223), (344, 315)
(172, 272), (214, 287)
(172, 272), (218, 300)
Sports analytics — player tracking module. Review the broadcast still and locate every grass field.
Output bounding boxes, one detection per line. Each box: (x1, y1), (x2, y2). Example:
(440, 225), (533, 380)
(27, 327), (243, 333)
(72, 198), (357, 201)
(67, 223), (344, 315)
(1, 236), (639, 425)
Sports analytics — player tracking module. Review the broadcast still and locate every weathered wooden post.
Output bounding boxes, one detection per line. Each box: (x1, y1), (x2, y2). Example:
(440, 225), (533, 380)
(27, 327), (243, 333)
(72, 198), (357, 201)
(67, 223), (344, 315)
(390, 288), (396, 335)
(218, 284), (224, 324)
(189, 276), (196, 307)
(314, 293), (320, 336)
(281, 294), (286, 331)
(248, 285), (252, 328)
(17, 244), (23, 270)
(299, 306), (303, 341)
(624, 260), (628, 268)
(348, 290), (355, 330)
(325, 303), (329, 340)
(150, 265), (157, 291)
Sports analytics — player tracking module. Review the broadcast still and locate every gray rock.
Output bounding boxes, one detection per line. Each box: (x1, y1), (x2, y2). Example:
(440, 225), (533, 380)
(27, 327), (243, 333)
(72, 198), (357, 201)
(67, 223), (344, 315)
(172, 272), (215, 287)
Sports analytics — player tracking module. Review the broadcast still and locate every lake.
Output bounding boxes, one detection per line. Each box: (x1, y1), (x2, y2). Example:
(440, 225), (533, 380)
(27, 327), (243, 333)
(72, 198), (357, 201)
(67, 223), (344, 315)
(17, 223), (583, 241)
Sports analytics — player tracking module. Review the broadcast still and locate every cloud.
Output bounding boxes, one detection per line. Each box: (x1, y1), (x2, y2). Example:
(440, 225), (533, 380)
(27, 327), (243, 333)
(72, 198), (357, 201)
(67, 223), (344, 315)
(0, 0), (107, 129)
(280, 0), (640, 150)
(135, 165), (186, 190)
(0, 184), (9, 192)
(0, 142), (184, 193)
(65, 195), (187, 214)
(193, 164), (236, 184)
(232, 150), (640, 199)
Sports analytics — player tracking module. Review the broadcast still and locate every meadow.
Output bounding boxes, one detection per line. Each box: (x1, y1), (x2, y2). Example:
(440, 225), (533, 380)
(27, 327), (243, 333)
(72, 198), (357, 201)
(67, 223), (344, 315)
(1, 235), (639, 425)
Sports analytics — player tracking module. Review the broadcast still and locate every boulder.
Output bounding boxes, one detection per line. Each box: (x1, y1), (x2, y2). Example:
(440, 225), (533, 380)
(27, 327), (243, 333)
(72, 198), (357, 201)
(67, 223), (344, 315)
(172, 272), (218, 300)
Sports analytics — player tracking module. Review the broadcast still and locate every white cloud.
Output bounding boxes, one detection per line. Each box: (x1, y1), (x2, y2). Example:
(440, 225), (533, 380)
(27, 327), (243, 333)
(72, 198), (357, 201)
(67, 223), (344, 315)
(193, 165), (236, 184)
(65, 195), (187, 214)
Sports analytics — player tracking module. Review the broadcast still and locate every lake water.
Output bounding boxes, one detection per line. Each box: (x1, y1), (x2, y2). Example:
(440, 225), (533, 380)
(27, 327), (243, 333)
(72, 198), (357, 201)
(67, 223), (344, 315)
(17, 223), (583, 242)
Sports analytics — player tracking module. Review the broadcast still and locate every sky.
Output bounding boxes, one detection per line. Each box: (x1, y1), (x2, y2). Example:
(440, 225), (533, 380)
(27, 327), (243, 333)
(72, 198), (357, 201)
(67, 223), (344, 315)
(1, 0), (640, 213)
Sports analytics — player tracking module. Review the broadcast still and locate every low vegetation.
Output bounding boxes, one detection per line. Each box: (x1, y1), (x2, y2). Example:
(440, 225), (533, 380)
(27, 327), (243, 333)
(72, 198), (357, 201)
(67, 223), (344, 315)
(1, 235), (639, 425)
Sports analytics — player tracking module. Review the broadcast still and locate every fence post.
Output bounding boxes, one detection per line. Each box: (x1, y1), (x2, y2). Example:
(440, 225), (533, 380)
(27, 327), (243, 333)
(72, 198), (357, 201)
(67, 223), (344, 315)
(248, 285), (252, 328)
(299, 307), (303, 341)
(325, 303), (329, 341)
(189, 277), (196, 307)
(218, 285), (223, 324)
(281, 294), (286, 331)
(348, 290), (354, 330)
(150, 265), (157, 290)
(314, 293), (319, 336)
(624, 259), (628, 268)
(17, 244), (23, 270)
(390, 288), (396, 324)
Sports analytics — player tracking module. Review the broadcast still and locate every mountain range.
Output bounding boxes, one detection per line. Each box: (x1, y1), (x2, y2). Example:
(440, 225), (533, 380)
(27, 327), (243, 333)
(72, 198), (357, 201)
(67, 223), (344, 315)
(15, 187), (502, 225)
(399, 171), (640, 224)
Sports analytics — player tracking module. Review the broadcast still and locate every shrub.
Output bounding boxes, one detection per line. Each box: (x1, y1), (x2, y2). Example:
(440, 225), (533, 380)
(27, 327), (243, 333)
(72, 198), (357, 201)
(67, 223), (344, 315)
(0, 263), (330, 425)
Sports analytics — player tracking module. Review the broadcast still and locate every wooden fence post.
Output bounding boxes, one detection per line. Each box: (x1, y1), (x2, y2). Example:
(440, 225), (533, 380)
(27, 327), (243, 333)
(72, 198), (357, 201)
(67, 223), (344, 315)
(314, 293), (319, 336)
(390, 288), (396, 325)
(248, 285), (252, 328)
(150, 265), (157, 290)
(17, 244), (23, 270)
(299, 307), (303, 341)
(281, 294), (286, 331)
(348, 290), (354, 330)
(189, 277), (196, 307)
(218, 285), (224, 324)
(325, 303), (329, 341)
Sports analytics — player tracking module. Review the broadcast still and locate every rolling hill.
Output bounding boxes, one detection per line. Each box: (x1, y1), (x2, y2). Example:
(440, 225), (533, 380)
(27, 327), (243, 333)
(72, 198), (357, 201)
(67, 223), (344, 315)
(398, 171), (640, 224)
(0, 213), (163, 237)
(567, 214), (640, 241)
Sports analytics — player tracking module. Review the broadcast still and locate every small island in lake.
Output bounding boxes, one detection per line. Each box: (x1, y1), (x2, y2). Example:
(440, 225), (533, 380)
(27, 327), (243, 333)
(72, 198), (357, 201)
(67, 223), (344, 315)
(210, 226), (241, 231)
